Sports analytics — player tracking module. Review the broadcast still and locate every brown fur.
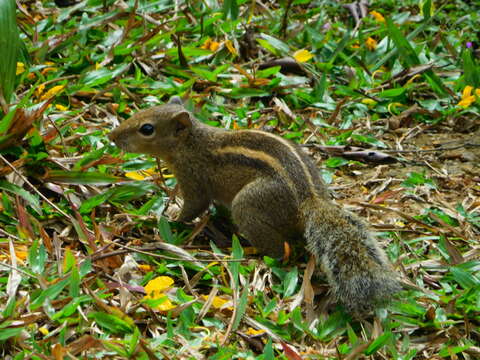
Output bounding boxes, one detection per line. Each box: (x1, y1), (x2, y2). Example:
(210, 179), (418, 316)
(109, 97), (401, 316)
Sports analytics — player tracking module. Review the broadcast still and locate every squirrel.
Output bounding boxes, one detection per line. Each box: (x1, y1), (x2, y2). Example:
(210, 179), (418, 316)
(108, 97), (402, 316)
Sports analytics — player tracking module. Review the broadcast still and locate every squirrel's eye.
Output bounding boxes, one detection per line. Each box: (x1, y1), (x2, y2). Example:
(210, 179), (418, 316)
(139, 123), (155, 136)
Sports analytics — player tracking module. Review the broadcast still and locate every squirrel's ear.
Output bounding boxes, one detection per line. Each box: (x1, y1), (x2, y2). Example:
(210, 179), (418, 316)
(173, 111), (192, 133)
(168, 96), (184, 106)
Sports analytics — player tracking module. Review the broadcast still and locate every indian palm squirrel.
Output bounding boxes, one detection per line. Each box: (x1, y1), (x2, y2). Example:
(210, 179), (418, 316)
(109, 97), (402, 316)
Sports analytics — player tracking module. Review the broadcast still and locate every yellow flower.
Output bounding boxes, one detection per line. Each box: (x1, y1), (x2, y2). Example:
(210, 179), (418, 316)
(457, 85), (477, 108)
(370, 10), (385, 22)
(457, 96), (476, 108)
(138, 264), (153, 272)
(40, 85), (65, 101)
(55, 104), (68, 111)
(462, 85), (473, 98)
(366, 37), (378, 51)
(39, 327), (49, 336)
(201, 295), (233, 310)
(293, 49), (314, 63)
(36, 84), (45, 98)
(144, 276), (174, 295)
(143, 276), (176, 311)
(125, 168), (156, 180)
(225, 40), (237, 55)
(0, 245), (28, 265)
(16, 62), (25, 75)
(41, 67), (57, 75)
(476, 89), (480, 97)
(201, 38), (220, 52)
(245, 328), (266, 336)
(361, 98), (377, 106)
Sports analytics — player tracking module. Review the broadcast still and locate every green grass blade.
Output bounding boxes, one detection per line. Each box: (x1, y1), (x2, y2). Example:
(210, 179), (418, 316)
(0, 180), (42, 214)
(0, 0), (21, 106)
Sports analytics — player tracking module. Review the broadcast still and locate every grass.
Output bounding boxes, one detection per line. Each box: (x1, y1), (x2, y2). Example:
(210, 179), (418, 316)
(0, 0), (479, 358)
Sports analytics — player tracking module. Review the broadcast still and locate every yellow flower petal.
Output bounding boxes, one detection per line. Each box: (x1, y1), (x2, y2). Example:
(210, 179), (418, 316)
(457, 95), (476, 108)
(40, 85), (65, 101)
(293, 49), (314, 63)
(125, 171), (148, 180)
(201, 38), (212, 50)
(366, 37), (378, 51)
(361, 98), (377, 106)
(144, 276), (174, 297)
(156, 296), (175, 311)
(462, 85), (474, 98)
(41, 67), (56, 75)
(55, 104), (68, 111)
(201, 295), (233, 310)
(370, 10), (385, 22)
(36, 84), (45, 98)
(125, 168), (156, 180)
(225, 40), (237, 55)
(476, 89), (480, 97)
(394, 221), (405, 228)
(245, 327), (266, 336)
(16, 62), (25, 75)
(138, 264), (153, 272)
(39, 327), (49, 335)
(209, 41), (220, 52)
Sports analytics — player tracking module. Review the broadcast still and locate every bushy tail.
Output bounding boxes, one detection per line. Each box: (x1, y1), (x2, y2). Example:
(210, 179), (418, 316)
(303, 200), (401, 316)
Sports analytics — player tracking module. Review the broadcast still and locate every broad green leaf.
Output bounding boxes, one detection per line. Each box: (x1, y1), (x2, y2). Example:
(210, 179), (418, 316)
(30, 279), (69, 310)
(462, 50), (480, 88)
(263, 337), (274, 359)
(317, 311), (348, 340)
(228, 236), (243, 289)
(420, 0), (433, 20)
(283, 267), (299, 297)
(28, 240), (47, 274)
(190, 66), (217, 82)
(386, 18), (420, 68)
(69, 265), (80, 298)
(259, 34), (290, 54)
(351, 134), (387, 148)
(51, 295), (90, 320)
(228, 88), (270, 98)
(365, 332), (393, 355)
(232, 286), (248, 331)
(63, 248), (76, 274)
(222, 0), (239, 20)
(0, 327), (24, 341)
(438, 344), (472, 357)
(256, 66), (281, 78)
(158, 216), (175, 244)
(450, 267), (480, 289)
(0, 0), (21, 105)
(79, 181), (157, 214)
(89, 312), (134, 334)
(2, 297), (16, 318)
(377, 88), (406, 98)
(325, 157), (349, 168)
(386, 18), (447, 96)
(0, 180), (42, 215)
(82, 63), (130, 87)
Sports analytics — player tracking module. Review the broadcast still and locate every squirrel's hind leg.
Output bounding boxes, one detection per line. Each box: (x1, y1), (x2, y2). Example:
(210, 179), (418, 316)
(231, 178), (298, 258)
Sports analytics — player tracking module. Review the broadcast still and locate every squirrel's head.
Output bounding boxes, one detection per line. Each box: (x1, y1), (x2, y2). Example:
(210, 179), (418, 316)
(108, 96), (194, 160)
